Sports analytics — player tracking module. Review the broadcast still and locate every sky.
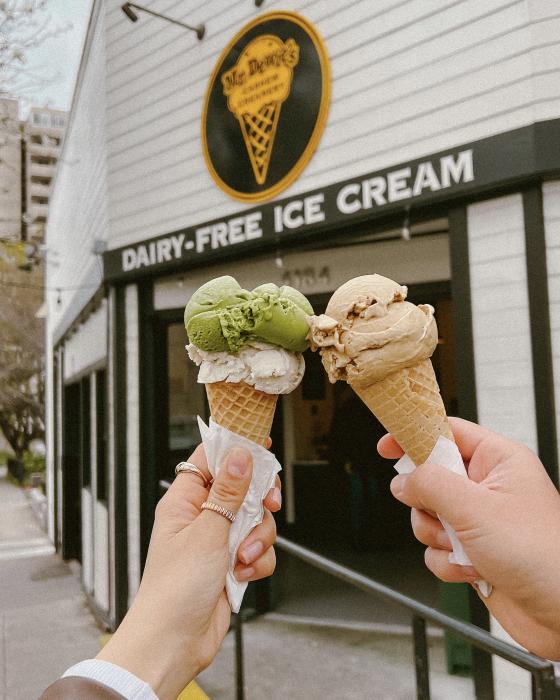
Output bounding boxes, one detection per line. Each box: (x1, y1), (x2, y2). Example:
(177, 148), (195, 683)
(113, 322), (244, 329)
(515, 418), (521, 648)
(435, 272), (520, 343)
(20, 0), (93, 115)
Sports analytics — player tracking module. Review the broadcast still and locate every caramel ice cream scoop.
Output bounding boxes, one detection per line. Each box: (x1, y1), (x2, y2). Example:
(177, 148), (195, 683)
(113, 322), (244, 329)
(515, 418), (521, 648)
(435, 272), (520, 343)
(308, 274), (452, 466)
(309, 274), (438, 388)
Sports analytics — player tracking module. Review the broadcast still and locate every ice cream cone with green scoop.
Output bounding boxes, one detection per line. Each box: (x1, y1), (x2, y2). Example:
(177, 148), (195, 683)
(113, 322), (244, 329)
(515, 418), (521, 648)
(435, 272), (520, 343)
(184, 276), (313, 611)
(185, 275), (313, 445)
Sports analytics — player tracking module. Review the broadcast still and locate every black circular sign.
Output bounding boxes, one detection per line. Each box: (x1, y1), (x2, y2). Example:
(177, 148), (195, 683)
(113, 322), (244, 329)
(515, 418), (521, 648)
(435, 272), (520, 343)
(201, 11), (331, 202)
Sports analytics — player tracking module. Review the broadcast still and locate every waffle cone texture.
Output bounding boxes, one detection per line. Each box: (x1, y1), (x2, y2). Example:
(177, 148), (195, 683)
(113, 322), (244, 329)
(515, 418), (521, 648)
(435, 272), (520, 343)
(205, 381), (277, 447)
(353, 359), (453, 466)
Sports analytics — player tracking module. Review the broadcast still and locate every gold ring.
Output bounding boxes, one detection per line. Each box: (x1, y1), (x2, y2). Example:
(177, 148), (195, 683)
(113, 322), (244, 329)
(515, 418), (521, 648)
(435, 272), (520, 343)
(201, 501), (236, 523)
(175, 462), (212, 489)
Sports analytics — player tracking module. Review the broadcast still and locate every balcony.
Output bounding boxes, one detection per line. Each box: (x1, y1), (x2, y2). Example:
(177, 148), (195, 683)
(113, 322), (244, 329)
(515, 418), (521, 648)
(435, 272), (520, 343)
(28, 203), (49, 221)
(29, 162), (56, 179)
(29, 182), (51, 198)
(26, 142), (59, 159)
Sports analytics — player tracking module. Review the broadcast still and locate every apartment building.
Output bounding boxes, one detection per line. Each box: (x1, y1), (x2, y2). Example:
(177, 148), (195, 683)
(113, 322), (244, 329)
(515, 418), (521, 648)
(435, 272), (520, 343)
(22, 107), (66, 240)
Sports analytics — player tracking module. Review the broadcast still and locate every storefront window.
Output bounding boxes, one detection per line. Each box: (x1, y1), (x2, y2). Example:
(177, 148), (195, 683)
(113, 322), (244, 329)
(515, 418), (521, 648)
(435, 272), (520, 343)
(167, 324), (207, 464)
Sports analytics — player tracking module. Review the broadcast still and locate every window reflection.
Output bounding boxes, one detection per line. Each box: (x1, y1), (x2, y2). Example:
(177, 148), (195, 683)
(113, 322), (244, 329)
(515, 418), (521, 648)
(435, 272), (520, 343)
(167, 324), (207, 466)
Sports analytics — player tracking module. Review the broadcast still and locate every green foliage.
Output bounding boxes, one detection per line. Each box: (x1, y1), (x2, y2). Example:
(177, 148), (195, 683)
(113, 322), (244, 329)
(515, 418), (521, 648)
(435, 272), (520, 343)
(22, 450), (45, 475)
(6, 450), (45, 487)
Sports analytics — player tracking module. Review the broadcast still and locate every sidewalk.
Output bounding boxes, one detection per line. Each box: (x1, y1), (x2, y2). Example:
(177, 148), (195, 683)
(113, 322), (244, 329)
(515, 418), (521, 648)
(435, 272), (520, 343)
(0, 476), (100, 700)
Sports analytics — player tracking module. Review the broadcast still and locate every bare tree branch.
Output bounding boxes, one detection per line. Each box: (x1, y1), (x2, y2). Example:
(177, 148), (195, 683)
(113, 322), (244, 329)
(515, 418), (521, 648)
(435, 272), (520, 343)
(0, 0), (71, 98)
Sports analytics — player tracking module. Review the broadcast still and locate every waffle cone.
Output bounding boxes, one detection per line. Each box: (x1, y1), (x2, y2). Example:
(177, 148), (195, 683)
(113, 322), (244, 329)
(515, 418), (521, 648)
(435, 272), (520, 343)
(239, 102), (281, 185)
(353, 359), (453, 466)
(206, 381), (277, 447)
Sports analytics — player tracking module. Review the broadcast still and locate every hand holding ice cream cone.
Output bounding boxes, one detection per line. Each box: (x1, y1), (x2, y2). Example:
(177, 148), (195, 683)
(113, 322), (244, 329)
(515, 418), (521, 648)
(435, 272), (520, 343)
(308, 274), (490, 595)
(184, 275), (313, 610)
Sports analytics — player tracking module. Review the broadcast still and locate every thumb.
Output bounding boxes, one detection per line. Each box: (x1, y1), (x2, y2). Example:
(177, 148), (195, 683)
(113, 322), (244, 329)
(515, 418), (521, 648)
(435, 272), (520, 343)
(201, 447), (253, 538)
(391, 461), (488, 529)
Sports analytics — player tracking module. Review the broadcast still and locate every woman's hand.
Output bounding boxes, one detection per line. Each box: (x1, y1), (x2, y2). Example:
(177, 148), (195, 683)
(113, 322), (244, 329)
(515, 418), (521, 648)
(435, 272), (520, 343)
(378, 417), (560, 659)
(97, 444), (280, 699)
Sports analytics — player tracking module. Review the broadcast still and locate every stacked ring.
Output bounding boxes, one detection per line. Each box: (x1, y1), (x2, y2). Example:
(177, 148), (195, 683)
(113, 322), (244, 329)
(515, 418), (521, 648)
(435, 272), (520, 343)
(175, 462), (212, 489)
(201, 501), (236, 523)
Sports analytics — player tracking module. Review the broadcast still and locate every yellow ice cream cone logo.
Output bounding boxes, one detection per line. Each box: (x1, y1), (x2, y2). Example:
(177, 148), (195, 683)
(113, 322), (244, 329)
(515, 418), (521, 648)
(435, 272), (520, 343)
(202, 11), (330, 202)
(221, 36), (300, 186)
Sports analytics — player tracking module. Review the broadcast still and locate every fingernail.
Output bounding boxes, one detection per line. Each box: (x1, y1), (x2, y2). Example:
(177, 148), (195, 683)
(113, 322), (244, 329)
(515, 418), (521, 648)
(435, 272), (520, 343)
(391, 474), (408, 497)
(227, 448), (249, 478)
(436, 531), (452, 548)
(270, 487), (282, 509)
(236, 566), (255, 581)
(240, 541), (263, 565)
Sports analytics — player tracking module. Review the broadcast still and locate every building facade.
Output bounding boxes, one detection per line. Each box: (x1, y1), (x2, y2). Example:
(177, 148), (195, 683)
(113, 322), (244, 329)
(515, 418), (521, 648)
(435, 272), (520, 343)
(0, 99), (66, 244)
(46, 1), (560, 695)
(23, 107), (67, 239)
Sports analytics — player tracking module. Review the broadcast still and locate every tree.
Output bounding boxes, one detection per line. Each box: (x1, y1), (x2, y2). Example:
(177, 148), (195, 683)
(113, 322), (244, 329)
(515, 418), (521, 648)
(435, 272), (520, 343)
(0, 263), (44, 458)
(0, 1), (68, 458)
(0, 0), (70, 99)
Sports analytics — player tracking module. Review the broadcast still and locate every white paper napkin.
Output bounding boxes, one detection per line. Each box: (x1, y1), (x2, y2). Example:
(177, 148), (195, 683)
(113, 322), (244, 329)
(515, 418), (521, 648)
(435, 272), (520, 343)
(197, 417), (282, 612)
(395, 436), (491, 597)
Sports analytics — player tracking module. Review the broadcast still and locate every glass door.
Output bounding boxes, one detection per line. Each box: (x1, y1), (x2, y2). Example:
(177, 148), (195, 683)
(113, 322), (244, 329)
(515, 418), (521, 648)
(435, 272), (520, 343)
(163, 322), (208, 480)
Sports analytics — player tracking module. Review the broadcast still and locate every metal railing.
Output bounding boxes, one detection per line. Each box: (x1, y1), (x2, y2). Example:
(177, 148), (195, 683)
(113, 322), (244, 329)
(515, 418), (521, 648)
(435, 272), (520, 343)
(234, 536), (560, 700)
(158, 479), (560, 699)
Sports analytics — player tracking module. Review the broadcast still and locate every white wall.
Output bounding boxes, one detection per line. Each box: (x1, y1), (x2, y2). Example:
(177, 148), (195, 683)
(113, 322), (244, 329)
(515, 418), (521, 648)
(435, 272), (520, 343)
(468, 193), (534, 699)
(46, 0), (107, 341)
(543, 181), (560, 476)
(469, 194), (537, 449)
(63, 300), (107, 380)
(125, 284), (141, 605)
(155, 232), (450, 309)
(82, 488), (94, 594)
(103, 0), (560, 249)
(81, 371), (110, 612)
(94, 501), (110, 612)
(56, 350), (63, 550)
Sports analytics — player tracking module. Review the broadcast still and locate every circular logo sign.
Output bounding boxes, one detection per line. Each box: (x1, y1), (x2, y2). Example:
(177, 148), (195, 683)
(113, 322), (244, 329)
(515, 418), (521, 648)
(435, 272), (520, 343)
(202, 11), (331, 202)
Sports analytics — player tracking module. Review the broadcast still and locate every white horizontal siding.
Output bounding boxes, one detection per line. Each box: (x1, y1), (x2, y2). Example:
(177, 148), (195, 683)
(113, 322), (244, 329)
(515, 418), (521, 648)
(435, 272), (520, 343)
(543, 181), (560, 476)
(63, 300), (107, 380)
(469, 194), (537, 451)
(103, 0), (560, 248)
(469, 193), (534, 700)
(46, 0), (107, 340)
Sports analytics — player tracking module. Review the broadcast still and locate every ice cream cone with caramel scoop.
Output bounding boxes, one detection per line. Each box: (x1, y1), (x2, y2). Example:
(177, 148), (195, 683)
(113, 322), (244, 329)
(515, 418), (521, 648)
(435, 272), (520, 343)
(307, 274), (452, 466)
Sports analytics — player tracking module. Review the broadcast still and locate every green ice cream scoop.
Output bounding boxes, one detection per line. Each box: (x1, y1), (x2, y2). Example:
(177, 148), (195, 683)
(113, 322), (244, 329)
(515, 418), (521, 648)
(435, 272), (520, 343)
(184, 276), (313, 353)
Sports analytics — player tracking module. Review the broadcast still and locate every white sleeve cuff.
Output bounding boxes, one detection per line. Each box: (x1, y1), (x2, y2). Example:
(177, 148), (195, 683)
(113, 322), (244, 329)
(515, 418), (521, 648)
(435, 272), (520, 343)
(62, 659), (158, 700)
